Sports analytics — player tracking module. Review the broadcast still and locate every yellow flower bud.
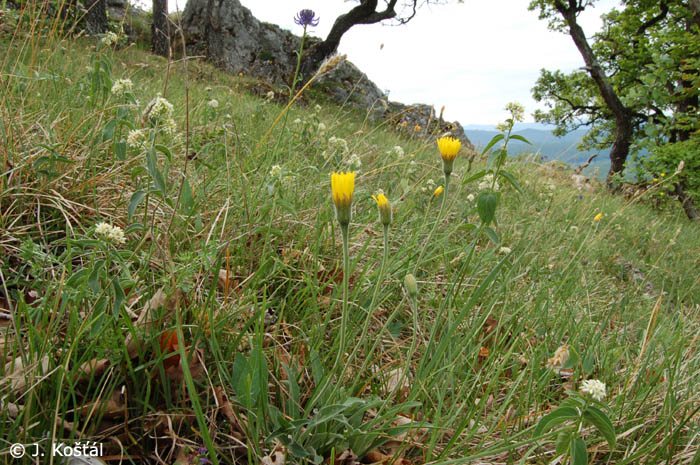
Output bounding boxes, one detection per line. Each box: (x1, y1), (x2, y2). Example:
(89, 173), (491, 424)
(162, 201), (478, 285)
(593, 212), (603, 222)
(433, 186), (444, 197)
(372, 193), (392, 227)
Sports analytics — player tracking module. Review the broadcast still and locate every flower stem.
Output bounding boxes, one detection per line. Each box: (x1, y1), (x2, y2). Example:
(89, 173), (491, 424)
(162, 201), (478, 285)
(346, 224), (389, 376)
(414, 174), (450, 274)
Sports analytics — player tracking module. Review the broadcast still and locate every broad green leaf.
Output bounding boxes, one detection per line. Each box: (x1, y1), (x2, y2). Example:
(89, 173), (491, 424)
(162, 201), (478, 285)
(570, 436), (588, 465)
(128, 190), (146, 220)
(498, 170), (524, 195)
(102, 119), (117, 141)
(462, 169), (487, 185)
(583, 406), (616, 448)
(481, 134), (504, 155)
(534, 406), (580, 436)
(509, 134), (532, 145)
(155, 144), (173, 163)
(484, 226), (499, 245)
(477, 192), (499, 225)
(112, 279), (125, 317)
(146, 149), (167, 193)
(555, 430), (571, 456)
(180, 177), (195, 214)
(114, 141), (126, 160)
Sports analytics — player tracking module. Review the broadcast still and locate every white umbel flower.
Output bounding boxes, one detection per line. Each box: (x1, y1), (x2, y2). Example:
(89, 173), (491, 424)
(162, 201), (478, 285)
(111, 78), (133, 96)
(207, 99), (219, 108)
(580, 379), (606, 401)
(95, 222), (126, 245)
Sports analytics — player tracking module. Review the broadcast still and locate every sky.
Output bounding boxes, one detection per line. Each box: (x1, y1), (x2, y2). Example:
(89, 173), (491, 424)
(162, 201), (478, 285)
(173, 0), (621, 125)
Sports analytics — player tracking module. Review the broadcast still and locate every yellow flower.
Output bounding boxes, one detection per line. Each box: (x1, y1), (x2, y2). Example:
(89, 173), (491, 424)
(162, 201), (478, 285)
(437, 137), (461, 161)
(372, 193), (392, 227)
(659, 192), (665, 197)
(437, 136), (461, 178)
(434, 186), (444, 197)
(331, 171), (355, 226)
(413, 124), (421, 132)
(400, 121), (407, 128)
(594, 212), (603, 222)
(661, 173), (666, 177)
(653, 177), (658, 182)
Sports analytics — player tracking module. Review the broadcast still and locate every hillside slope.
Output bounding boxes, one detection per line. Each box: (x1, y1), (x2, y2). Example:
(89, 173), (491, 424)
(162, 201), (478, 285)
(1, 18), (699, 465)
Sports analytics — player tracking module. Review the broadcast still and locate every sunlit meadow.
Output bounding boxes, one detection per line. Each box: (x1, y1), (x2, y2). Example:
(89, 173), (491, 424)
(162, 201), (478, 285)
(1, 6), (699, 465)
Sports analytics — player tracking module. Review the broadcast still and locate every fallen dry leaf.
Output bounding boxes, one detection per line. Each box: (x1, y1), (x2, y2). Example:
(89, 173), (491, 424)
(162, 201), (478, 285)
(3, 354), (50, 392)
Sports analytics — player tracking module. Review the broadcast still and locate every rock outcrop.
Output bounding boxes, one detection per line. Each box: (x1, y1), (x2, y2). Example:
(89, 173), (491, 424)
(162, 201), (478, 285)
(181, 0), (472, 149)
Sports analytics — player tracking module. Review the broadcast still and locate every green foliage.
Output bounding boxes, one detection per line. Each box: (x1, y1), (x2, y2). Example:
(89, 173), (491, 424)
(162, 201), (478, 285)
(530, 0), (700, 212)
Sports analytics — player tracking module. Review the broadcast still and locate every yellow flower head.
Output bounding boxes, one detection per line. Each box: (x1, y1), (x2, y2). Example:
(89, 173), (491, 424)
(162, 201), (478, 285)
(437, 137), (461, 162)
(413, 124), (421, 132)
(331, 171), (355, 226)
(653, 177), (658, 182)
(661, 173), (666, 177)
(437, 136), (461, 178)
(594, 212), (603, 222)
(434, 186), (444, 197)
(372, 193), (392, 227)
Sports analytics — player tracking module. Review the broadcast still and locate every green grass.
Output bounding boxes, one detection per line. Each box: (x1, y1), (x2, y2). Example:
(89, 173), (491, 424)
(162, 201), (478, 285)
(1, 12), (700, 465)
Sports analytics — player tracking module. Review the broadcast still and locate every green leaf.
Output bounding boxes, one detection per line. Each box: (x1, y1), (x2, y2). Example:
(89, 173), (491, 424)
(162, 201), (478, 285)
(583, 406), (616, 449)
(509, 134), (532, 145)
(481, 134), (504, 155)
(146, 149), (167, 193)
(534, 406), (580, 436)
(462, 169), (487, 185)
(484, 226), (499, 245)
(155, 144), (173, 163)
(114, 141), (126, 160)
(570, 436), (588, 465)
(555, 430), (571, 456)
(477, 192), (499, 225)
(102, 119), (117, 141)
(180, 177), (195, 214)
(128, 190), (146, 220)
(498, 170), (524, 195)
(112, 279), (125, 317)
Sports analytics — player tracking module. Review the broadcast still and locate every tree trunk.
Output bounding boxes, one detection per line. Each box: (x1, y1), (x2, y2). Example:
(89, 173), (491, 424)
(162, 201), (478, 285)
(558, 1), (634, 184)
(674, 182), (700, 220)
(152, 0), (170, 57)
(301, 0), (397, 77)
(84, 0), (107, 35)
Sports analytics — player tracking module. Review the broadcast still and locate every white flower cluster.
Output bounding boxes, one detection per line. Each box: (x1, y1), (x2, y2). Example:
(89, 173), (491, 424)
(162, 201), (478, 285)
(147, 95), (174, 121)
(269, 164), (282, 178)
(144, 95), (177, 136)
(580, 379), (606, 401)
(293, 118), (303, 125)
(265, 91), (275, 101)
(100, 31), (118, 46)
(317, 122), (327, 134)
(389, 145), (404, 158)
(422, 178), (436, 193)
(407, 160), (417, 175)
(478, 173), (500, 191)
(111, 78), (133, 97)
(314, 104), (322, 112)
(95, 222), (126, 244)
(207, 99), (219, 108)
(467, 193), (475, 202)
(328, 136), (349, 153)
(505, 101), (525, 123)
(347, 153), (362, 170)
(498, 246), (512, 254)
(126, 129), (148, 150)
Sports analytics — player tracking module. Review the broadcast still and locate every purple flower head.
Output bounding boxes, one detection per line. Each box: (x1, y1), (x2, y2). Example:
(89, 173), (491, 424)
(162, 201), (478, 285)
(294, 9), (319, 27)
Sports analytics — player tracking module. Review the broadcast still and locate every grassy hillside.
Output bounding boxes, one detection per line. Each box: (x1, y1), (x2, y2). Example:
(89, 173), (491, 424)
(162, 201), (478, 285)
(1, 15), (699, 465)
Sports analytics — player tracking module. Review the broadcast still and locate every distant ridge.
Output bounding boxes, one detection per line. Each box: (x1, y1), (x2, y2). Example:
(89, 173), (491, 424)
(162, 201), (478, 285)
(463, 125), (611, 176)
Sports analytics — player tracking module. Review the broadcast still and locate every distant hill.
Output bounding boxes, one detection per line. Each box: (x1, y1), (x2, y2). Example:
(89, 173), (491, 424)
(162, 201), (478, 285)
(463, 126), (611, 177)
